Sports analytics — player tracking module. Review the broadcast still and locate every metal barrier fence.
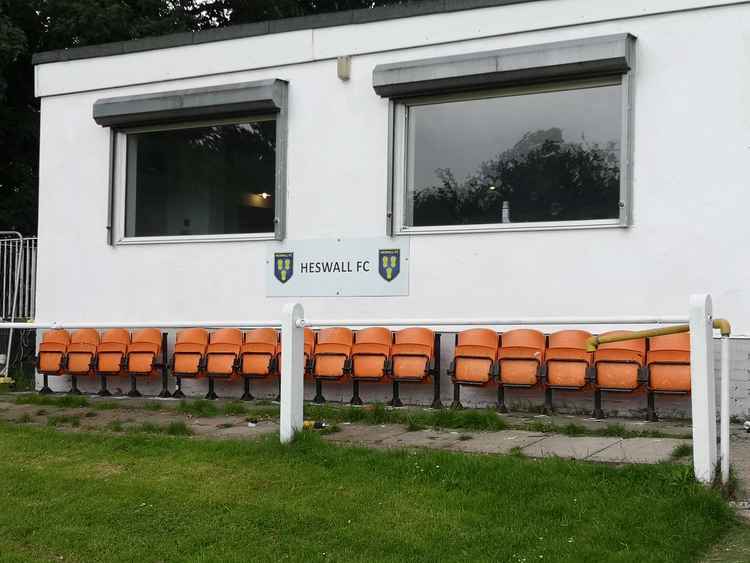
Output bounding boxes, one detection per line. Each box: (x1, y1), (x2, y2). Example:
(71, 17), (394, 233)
(0, 235), (37, 321)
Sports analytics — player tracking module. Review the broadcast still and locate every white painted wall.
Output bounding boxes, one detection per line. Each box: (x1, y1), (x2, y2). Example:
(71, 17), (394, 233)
(34, 0), (750, 338)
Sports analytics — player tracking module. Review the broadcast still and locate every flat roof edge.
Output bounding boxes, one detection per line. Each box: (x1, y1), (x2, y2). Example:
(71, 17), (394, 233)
(31, 0), (546, 66)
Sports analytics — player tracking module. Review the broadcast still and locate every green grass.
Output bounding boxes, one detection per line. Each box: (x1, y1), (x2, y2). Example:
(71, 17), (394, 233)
(142, 402), (162, 412)
(222, 402), (248, 416)
(46, 415), (81, 428)
(14, 394), (89, 408)
(92, 401), (120, 411)
(176, 399), (219, 417)
(127, 421), (193, 436)
(105, 420), (125, 432)
(0, 422), (733, 562)
(671, 443), (693, 460)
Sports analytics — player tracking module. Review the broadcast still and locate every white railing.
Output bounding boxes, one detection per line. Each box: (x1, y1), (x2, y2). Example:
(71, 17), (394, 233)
(0, 235), (36, 321)
(0, 294), (730, 484)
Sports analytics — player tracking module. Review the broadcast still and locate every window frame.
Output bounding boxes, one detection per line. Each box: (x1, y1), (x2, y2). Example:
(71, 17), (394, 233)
(389, 75), (633, 236)
(112, 114), (284, 245)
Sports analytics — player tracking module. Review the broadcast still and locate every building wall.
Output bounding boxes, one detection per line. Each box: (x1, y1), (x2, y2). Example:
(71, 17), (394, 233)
(33, 0), (750, 415)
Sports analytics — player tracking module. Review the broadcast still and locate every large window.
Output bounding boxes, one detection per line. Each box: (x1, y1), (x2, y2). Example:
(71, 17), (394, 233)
(123, 118), (277, 238)
(375, 34), (636, 234)
(396, 80), (623, 232)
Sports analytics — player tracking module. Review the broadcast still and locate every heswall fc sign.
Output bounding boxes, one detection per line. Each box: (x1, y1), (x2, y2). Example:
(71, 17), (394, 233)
(266, 237), (409, 297)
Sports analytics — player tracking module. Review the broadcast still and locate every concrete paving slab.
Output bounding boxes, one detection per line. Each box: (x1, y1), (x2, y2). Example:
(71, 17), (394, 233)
(323, 423), (408, 445)
(522, 436), (622, 460)
(379, 429), (462, 449)
(587, 437), (690, 464)
(449, 430), (548, 454)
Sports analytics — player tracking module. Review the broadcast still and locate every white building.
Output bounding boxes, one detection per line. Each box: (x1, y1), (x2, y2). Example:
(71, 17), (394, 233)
(32, 0), (750, 416)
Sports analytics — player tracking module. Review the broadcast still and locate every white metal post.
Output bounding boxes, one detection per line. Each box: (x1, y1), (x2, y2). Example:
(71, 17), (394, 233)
(720, 335), (731, 484)
(280, 303), (304, 444)
(689, 294), (717, 483)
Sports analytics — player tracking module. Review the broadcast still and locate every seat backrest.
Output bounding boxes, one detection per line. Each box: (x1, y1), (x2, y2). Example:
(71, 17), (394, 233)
(316, 327), (353, 347)
(132, 328), (162, 346)
(456, 328), (498, 351)
(210, 328), (242, 346)
(101, 328), (130, 346)
(71, 329), (100, 346)
(548, 330), (591, 350)
(649, 332), (690, 352)
(597, 330), (646, 355)
(176, 328), (209, 345)
(305, 328), (314, 354)
(245, 328), (278, 347)
(501, 329), (545, 350)
(42, 329), (70, 345)
(394, 327), (434, 354)
(355, 327), (392, 347)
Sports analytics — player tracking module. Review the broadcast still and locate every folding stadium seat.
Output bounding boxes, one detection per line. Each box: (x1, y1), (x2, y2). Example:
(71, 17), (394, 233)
(646, 333), (691, 421)
(350, 327), (392, 405)
(170, 328), (208, 399)
(496, 329), (545, 412)
(239, 328), (279, 401)
(592, 331), (647, 418)
(95, 329), (130, 397)
(204, 328), (242, 400)
(448, 328), (499, 409)
(126, 328), (163, 397)
(312, 327), (353, 404)
(389, 327), (436, 407)
(36, 329), (71, 394)
(544, 330), (593, 413)
(65, 329), (100, 394)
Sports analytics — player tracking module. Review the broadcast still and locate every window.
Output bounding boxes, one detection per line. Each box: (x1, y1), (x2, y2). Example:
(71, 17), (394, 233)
(375, 34), (635, 234)
(123, 118), (276, 238)
(94, 79), (288, 244)
(398, 80), (622, 231)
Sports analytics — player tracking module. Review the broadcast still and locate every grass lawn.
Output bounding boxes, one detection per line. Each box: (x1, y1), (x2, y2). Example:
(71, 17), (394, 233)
(0, 422), (736, 562)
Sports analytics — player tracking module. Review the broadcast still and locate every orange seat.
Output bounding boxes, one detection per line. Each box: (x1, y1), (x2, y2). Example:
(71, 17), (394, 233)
(351, 327), (391, 381)
(96, 329), (130, 375)
(171, 328), (208, 377)
(66, 329), (100, 376)
(648, 333), (691, 393)
(546, 330), (592, 389)
(206, 328), (242, 377)
(594, 331), (646, 391)
(127, 328), (162, 375)
(240, 328), (279, 378)
(276, 328), (315, 375)
(497, 329), (545, 386)
(451, 328), (498, 385)
(390, 328), (434, 382)
(37, 329), (70, 375)
(313, 328), (353, 380)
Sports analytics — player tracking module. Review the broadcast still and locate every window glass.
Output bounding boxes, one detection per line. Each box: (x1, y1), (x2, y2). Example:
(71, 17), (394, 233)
(405, 83), (622, 227)
(124, 119), (276, 238)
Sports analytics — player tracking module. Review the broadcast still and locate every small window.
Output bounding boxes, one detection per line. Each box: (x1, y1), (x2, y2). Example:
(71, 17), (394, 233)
(394, 79), (624, 232)
(123, 118), (277, 238)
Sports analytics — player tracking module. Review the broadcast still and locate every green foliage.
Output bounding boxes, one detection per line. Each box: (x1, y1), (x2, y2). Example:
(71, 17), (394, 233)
(46, 414), (80, 427)
(0, 422), (736, 561)
(222, 401), (248, 416)
(15, 394), (89, 408)
(176, 399), (218, 417)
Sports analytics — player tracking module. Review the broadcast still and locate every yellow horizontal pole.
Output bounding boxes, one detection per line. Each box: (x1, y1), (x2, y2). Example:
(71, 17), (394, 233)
(585, 324), (690, 352)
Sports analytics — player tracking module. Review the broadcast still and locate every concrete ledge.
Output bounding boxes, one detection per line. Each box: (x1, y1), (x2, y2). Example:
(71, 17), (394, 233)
(373, 33), (635, 98)
(92, 79), (287, 128)
(32, 0), (544, 66)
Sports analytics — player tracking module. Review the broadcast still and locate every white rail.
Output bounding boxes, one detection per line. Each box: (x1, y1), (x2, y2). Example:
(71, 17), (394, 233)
(301, 316), (689, 328)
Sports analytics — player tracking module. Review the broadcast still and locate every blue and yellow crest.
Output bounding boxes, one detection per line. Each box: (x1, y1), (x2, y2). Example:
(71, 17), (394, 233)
(274, 252), (294, 284)
(378, 249), (400, 282)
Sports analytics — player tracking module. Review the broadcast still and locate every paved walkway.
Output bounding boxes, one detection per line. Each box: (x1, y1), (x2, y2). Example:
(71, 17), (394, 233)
(323, 423), (690, 463)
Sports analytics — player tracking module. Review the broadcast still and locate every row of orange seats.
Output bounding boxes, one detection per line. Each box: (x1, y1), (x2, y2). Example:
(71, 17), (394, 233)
(35, 326), (438, 403)
(36, 326), (689, 419)
(450, 328), (690, 420)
